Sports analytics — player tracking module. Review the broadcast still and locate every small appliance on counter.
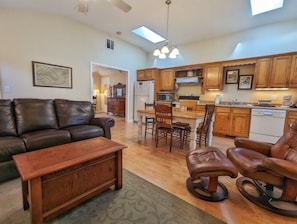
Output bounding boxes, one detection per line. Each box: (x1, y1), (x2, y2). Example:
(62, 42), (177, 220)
(257, 99), (273, 107)
(282, 95), (293, 108)
(157, 91), (175, 102)
(214, 95), (221, 105)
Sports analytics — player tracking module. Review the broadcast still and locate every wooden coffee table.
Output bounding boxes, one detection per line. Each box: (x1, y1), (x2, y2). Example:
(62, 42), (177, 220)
(13, 137), (127, 224)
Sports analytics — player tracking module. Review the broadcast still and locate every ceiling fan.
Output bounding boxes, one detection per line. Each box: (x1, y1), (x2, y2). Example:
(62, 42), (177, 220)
(76, 0), (131, 14)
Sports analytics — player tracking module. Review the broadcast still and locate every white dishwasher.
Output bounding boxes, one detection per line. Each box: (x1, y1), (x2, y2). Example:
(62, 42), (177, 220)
(249, 108), (286, 144)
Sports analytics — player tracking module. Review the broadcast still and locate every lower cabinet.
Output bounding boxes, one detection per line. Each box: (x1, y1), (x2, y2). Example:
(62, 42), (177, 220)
(107, 97), (125, 116)
(213, 107), (251, 138)
(284, 110), (297, 133)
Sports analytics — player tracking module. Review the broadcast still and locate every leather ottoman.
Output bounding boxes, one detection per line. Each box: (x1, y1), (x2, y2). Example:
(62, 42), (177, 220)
(186, 147), (238, 201)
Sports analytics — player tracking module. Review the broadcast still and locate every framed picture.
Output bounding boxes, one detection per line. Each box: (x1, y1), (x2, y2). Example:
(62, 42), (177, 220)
(238, 75), (253, 90)
(32, 61), (72, 88)
(225, 69), (239, 84)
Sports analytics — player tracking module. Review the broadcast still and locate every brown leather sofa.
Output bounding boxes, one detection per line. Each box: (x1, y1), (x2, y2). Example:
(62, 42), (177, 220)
(227, 120), (297, 217)
(0, 98), (115, 182)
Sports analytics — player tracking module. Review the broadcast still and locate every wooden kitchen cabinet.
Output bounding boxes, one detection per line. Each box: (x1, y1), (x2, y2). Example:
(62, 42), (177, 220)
(137, 68), (159, 81)
(254, 57), (272, 88)
(213, 107), (231, 134)
(213, 107), (251, 137)
(204, 64), (223, 90)
(160, 68), (175, 90)
(107, 97), (125, 116)
(254, 55), (292, 88)
(284, 110), (297, 133)
(195, 105), (205, 113)
(231, 108), (251, 137)
(270, 55), (292, 87)
(289, 54), (297, 87)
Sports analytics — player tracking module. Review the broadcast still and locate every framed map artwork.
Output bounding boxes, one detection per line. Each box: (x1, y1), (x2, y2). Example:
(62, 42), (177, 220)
(225, 69), (239, 84)
(32, 61), (72, 88)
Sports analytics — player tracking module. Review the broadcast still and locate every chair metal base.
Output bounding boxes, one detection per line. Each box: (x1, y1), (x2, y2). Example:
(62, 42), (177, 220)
(186, 177), (229, 202)
(236, 177), (297, 217)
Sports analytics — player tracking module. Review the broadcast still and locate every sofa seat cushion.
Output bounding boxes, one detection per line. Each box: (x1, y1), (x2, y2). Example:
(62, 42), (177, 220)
(21, 129), (71, 151)
(63, 125), (103, 141)
(0, 136), (26, 162)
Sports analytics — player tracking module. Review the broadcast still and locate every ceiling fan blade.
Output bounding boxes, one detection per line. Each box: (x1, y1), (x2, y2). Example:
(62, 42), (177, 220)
(106, 0), (131, 12)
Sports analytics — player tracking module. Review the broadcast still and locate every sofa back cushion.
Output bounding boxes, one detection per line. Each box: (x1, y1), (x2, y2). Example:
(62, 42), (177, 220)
(14, 98), (58, 135)
(55, 99), (94, 128)
(0, 99), (17, 137)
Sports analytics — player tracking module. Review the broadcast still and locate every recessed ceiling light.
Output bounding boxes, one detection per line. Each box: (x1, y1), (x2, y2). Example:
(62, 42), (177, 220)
(250, 0), (284, 16)
(132, 26), (165, 43)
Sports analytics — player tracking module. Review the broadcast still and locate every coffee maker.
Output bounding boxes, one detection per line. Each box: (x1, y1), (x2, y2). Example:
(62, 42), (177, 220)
(282, 95), (293, 107)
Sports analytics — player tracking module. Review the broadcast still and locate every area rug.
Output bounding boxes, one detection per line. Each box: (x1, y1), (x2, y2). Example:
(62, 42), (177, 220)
(1, 169), (224, 224)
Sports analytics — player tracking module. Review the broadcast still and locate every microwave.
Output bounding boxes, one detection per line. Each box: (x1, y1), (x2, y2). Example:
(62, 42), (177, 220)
(157, 92), (174, 102)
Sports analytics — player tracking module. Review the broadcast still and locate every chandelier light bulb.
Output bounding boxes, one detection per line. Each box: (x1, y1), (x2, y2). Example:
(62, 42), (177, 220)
(171, 47), (180, 56)
(159, 53), (166, 59)
(169, 51), (177, 59)
(161, 44), (169, 54)
(153, 48), (161, 56)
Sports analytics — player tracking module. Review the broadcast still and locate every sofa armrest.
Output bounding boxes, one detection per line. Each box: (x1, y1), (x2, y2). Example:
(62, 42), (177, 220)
(90, 117), (115, 139)
(234, 137), (273, 156)
(263, 157), (297, 181)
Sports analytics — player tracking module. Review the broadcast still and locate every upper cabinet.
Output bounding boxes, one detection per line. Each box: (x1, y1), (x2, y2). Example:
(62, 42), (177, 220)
(175, 67), (203, 78)
(137, 51), (297, 92)
(270, 55), (292, 87)
(254, 58), (272, 88)
(254, 55), (292, 88)
(160, 68), (175, 90)
(204, 63), (223, 90)
(137, 68), (159, 81)
(288, 54), (297, 87)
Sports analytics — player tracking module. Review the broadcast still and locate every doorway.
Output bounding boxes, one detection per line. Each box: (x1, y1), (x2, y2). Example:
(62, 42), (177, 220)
(91, 62), (129, 121)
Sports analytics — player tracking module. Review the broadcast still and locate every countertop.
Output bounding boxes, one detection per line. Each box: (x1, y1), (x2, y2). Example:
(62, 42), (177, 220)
(195, 101), (297, 111)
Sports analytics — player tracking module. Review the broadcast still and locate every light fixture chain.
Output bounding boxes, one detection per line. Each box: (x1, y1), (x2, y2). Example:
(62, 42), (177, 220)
(165, 0), (171, 40)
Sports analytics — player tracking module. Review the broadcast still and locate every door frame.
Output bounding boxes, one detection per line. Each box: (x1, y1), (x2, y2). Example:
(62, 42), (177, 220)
(90, 61), (130, 122)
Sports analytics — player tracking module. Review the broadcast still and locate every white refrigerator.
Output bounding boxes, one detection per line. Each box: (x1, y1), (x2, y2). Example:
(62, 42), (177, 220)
(134, 80), (154, 121)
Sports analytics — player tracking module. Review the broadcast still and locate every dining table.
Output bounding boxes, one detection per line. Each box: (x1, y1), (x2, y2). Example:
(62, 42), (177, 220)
(137, 109), (214, 151)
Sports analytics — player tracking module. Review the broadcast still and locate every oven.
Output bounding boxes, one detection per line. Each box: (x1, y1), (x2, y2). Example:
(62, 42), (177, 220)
(249, 108), (286, 143)
(157, 92), (174, 102)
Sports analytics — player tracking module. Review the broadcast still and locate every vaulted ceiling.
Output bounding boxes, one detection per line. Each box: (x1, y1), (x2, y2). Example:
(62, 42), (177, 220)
(1, 0), (297, 54)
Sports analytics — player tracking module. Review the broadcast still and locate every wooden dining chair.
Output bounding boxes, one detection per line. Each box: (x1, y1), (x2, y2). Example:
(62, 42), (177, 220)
(196, 104), (215, 148)
(154, 103), (184, 152)
(144, 102), (155, 138)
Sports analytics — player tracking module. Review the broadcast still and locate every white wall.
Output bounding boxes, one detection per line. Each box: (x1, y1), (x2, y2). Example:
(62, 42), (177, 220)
(0, 8), (147, 122)
(148, 19), (297, 68)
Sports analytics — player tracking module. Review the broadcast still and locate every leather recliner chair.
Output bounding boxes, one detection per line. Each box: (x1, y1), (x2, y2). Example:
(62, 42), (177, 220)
(227, 120), (297, 217)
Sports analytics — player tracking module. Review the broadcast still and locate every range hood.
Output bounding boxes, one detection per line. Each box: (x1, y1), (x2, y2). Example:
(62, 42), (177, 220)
(175, 77), (199, 83)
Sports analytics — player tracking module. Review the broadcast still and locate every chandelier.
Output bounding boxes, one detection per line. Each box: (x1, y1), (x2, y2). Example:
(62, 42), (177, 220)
(153, 0), (180, 59)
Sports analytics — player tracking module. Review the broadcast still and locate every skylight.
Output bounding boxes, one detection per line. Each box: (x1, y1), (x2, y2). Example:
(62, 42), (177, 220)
(132, 26), (165, 43)
(250, 0), (284, 15)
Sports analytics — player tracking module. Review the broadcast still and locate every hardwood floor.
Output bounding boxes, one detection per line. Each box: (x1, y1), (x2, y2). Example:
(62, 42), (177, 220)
(108, 114), (296, 224)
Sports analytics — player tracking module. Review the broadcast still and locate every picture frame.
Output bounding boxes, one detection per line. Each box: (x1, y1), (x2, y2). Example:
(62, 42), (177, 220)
(32, 61), (72, 88)
(238, 75), (253, 90)
(225, 69), (239, 84)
